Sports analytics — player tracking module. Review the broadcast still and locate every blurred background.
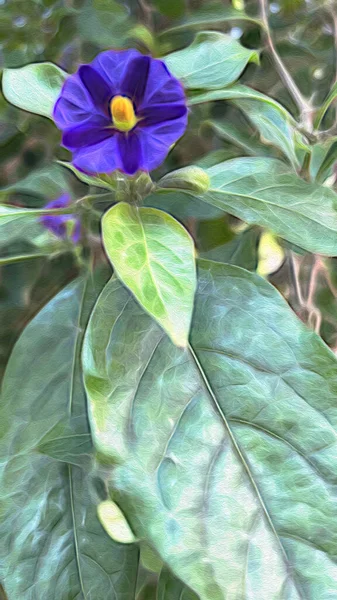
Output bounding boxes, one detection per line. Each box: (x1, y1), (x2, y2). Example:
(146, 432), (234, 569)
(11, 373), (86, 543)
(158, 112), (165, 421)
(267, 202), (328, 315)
(1, 0), (337, 385)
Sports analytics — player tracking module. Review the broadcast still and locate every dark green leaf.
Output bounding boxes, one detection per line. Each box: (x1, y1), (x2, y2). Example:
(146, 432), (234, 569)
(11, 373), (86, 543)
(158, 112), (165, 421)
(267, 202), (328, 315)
(0, 276), (138, 599)
(0, 164), (70, 201)
(314, 81), (337, 129)
(158, 569), (198, 600)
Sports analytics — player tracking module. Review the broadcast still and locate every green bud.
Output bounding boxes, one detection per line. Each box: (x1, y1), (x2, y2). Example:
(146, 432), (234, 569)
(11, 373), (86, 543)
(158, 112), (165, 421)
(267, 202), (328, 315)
(97, 500), (137, 544)
(158, 166), (210, 194)
(257, 231), (285, 278)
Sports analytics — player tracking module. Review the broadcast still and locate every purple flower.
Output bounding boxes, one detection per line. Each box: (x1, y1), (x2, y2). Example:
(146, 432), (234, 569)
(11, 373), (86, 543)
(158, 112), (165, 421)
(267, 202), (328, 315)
(53, 50), (188, 175)
(40, 194), (81, 243)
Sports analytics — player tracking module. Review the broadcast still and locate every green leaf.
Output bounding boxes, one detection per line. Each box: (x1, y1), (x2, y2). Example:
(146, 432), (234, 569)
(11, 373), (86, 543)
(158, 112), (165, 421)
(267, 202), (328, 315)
(309, 138), (337, 183)
(83, 260), (337, 599)
(164, 32), (259, 90)
(2, 62), (67, 118)
(0, 164), (70, 200)
(188, 83), (295, 113)
(102, 202), (196, 347)
(0, 275), (138, 599)
(157, 157), (337, 256)
(0, 205), (73, 265)
(232, 98), (303, 168)
(160, 5), (263, 36)
(204, 118), (276, 157)
(189, 84), (302, 167)
(199, 224), (260, 271)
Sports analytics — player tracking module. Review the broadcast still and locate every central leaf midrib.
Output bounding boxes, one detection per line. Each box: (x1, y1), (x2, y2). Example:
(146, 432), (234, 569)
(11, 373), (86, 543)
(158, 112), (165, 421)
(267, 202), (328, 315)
(135, 208), (168, 319)
(188, 343), (305, 598)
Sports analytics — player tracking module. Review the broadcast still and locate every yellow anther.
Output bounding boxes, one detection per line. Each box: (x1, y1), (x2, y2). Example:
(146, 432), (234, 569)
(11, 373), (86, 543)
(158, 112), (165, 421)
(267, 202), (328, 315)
(110, 95), (137, 132)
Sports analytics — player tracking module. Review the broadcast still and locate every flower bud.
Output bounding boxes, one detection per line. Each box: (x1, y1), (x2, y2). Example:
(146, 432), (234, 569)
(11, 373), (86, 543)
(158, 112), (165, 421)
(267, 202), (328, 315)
(159, 166), (210, 194)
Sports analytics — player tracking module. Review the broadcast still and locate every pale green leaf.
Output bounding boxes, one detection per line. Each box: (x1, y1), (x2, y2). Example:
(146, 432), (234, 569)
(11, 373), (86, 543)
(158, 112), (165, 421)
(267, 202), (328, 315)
(164, 32), (259, 90)
(102, 202), (196, 347)
(2, 62), (67, 118)
(83, 260), (337, 599)
(0, 275), (138, 599)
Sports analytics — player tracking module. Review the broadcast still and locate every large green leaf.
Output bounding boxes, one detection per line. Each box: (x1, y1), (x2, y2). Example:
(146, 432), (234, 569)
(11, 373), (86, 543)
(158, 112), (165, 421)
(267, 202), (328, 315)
(102, 202), (196, 347)
(156, 157), (337, 255)
(83, 260), (337, 599)
(164, 32), (259, 90)
(2, 62), (67, 118)
(0, 275), (138, 599)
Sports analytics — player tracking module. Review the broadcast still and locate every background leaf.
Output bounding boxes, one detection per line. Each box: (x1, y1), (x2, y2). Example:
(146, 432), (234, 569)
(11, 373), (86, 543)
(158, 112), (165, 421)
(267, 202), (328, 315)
(164, 31), (259, 90)
(83, 260), (337, 599)
(102, 202), (196, 347)
(160, 5), (263, 36)
(2, 63), (67, 119)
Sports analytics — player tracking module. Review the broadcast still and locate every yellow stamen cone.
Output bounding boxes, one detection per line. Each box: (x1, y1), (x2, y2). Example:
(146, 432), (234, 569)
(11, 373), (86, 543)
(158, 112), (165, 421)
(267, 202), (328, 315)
(110, 95), (137, 132)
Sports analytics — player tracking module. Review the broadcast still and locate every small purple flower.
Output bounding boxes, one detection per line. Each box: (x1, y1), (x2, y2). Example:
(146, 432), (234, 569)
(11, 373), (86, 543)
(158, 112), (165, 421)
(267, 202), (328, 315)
(53, 50), (188, 175)
(40, 194), (81, 243)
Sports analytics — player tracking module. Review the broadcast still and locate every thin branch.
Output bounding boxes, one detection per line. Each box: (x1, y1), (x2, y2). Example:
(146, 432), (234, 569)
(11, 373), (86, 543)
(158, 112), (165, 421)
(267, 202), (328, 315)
(138, 0), (153, 28)
(288, 252), (304, 308)
(259, 0), (312, 130)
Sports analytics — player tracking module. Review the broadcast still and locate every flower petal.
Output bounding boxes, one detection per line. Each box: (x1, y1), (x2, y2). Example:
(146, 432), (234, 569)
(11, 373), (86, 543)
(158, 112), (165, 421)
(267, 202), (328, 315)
(121, 55), (150, 106)
(91, 49), (142, 92)
(73, 135), (120, 174)
(137, 113), (188, 172)
(118, 132), (142, 174)
(62, 118), (112, 151)
(78, 65), (112, 115)
(140, 103), (187, 126)
(44, 193), (72, 210)
(139, 59), (185, 110)
(53, 73), (100, 129)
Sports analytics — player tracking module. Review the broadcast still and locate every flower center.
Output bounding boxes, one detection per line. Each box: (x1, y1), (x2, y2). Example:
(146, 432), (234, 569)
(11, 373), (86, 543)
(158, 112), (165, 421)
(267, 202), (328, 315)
(110, 95), (137, 132)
